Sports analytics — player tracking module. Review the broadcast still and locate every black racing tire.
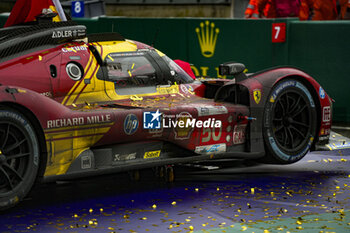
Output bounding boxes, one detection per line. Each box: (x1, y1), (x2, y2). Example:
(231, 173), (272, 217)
(263, 79), (317, 164)
(0, 109), (40, 210)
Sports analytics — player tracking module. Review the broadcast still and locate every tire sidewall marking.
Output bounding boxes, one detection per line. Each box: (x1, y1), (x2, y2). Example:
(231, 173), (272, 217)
(264, 80), (316, 162)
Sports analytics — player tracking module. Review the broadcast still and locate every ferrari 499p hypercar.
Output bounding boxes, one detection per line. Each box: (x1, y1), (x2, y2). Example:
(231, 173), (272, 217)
(0, 2), (332, 210)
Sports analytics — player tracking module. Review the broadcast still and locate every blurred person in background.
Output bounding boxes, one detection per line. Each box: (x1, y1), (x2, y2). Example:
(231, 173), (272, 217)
(299, 0), (314, 20)
(257, 0), (300, 18)
(312, 0), (350, 20)
(245, 0), (260, 18)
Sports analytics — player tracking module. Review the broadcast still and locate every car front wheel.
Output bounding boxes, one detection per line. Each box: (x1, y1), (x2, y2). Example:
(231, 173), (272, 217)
(263, 79), (317, 164)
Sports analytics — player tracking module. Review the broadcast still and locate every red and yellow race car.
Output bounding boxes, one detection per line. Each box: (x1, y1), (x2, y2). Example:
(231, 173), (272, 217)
(0, 0), (332, 209)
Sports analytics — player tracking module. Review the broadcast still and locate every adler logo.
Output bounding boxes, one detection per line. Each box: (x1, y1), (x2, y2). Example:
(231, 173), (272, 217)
(195, 21), (220, 58)
(52, 30), (73, 39)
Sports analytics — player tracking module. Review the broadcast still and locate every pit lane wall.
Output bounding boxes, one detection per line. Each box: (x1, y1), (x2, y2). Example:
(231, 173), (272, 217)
(0, 17), (349, 123)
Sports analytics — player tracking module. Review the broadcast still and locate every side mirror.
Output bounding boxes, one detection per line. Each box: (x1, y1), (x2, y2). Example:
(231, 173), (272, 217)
(218, 62), (247, 81)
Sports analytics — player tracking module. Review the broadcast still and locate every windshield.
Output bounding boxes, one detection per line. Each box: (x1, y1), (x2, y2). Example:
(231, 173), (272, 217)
(162, 56), (194, 83)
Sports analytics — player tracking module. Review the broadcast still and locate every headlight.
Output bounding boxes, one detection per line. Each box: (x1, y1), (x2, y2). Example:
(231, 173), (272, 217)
(66, 62), (83, 81)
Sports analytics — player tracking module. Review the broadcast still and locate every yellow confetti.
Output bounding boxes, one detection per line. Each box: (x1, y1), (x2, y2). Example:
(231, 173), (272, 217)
(38, 55), (42, 61)
(168, 224), (173, 229)
(264, 230), (270, 233)
(189, 225), (194, 230)
(296, 220), (302, 225)
(185, 219), (191, 222)
(251, 188), (255, 194)
(296, 226), (303, 230)
(171, 201), (177, 206)
(141, 217), (147, 220)
(270, 192), (274, 197)
(100, 208), (103, 212)
(89, 208), (93, 213)
(73, 214), (79, 218)
(217, 187), (220, 191)
(152, 204), (157, 209)
(241, 226), (247, 231)
(195, 188), (199, 192)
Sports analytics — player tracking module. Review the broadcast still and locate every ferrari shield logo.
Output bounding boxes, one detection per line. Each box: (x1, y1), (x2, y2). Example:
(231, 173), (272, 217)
(253, 89), (262, 104)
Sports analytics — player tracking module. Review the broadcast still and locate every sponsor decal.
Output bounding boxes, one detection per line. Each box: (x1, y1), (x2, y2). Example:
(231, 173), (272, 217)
(233, 124), (247, 145)
(253, 89), (262, 104)
(174, 112), (194, 140)
(318, 135), (329, 141)
(163, 116), (222, 129)
(195, 20), (220, 58)
(323, 106), (331, 122)
(149, 128), (163, 137)
(62, 46), (88, 53)
(143, 110), (162, 129)
(195, 143), (226, 154)
(320, 127), (331, 136)
(69, 56), (81, 60)
(144, 150), (161, 159)
(319, 87), (325, 99)
(52, 30), (72, 38)
(41, 92), (53, 97)
(47, 114), (111, 129)
(113, 153), (137, 163)
(196, 106), (228, 117)
(180, 85), (189, 94)
(81, 155), (92, 169)
(180, 85), (194, 94)
(157, 85), (179, 94)
(144, 110), (222, 133)
(52, 29), (86, 39)
(124, 114), (139, 135)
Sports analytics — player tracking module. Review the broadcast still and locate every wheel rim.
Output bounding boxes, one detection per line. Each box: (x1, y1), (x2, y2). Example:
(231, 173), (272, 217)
(0, 121), (32, 195)
(272, 90), (311, 153)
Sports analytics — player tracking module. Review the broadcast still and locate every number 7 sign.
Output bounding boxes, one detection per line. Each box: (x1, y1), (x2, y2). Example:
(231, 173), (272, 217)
(272, 23), (286, 43)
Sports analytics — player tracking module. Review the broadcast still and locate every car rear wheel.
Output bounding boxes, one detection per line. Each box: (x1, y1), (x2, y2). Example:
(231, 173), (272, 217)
(0, 109), (39, 210)
(263, 79), (317, 164)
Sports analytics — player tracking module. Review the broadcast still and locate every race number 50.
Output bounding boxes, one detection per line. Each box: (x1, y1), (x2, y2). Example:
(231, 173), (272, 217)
(272, 23), (286, 43)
